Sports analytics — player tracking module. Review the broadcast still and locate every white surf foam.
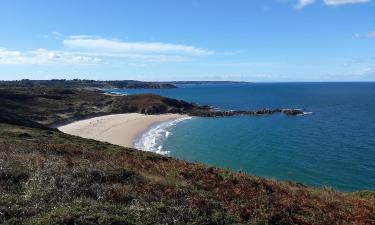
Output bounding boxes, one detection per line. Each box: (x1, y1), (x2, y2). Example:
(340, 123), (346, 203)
(134, 116), (192, 155)
(110, 91), (127, 95)
(301, 111), (313, 116)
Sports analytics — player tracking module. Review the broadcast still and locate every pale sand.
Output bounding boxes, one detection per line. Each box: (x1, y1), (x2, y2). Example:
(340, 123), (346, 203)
(58, 113), (188, 148)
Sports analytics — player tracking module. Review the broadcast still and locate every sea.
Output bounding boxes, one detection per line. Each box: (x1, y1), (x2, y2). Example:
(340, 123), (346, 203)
(107, 82), (375, 191)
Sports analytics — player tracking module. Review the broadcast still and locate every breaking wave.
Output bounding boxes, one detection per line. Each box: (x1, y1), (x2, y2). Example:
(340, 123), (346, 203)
(134, 117), (192, 155)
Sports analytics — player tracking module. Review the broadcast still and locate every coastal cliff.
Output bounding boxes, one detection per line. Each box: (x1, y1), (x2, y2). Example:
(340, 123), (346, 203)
(0, 85), (374, 224)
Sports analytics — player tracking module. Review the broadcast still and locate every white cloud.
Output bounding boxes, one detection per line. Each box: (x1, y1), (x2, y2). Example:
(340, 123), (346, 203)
(63, 36), (213, 56)
(51, 31), (63, 37)
(0, 48), (103, 65)
(354, 31), (375, 39)
(292, 0), (371, 8)
(93, 57), (103, 63)
(323, 0), (370, 5)
(294, 0), (316, 9)
(0, 35), (213, 65)
(42, 31), (63, 39)
(353, 67), (375, 77)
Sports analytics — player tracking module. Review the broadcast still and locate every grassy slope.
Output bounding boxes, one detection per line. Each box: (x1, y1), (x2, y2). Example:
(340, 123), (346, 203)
(0, 124), (374, 225)
(0, 86), (375, 224)
(0, 87), (195, 126)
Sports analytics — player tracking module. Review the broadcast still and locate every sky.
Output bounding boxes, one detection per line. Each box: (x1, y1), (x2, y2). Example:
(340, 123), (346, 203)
(0, 0), (374, 82)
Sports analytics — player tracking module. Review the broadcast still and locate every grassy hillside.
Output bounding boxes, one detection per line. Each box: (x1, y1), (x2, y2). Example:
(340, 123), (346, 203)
(1, 123), (374, 224)
(0, 86), (374, 224)
(0, 87), (307, 127)
(0, 87), (196, 126)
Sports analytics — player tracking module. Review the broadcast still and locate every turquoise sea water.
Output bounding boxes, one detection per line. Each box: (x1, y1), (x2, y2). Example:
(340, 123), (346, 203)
(108, 83), (375, 191)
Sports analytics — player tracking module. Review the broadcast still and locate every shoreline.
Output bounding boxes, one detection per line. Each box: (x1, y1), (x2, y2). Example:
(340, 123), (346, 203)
(58, 113), (188, 149)
(133, 116), (192, 154)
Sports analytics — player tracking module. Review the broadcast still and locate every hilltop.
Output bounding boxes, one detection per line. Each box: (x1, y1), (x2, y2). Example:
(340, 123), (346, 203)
(0, 87), (198, 126)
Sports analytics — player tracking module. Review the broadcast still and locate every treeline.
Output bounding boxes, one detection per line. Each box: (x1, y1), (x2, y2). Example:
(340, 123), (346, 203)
(0, 79), (177, 89)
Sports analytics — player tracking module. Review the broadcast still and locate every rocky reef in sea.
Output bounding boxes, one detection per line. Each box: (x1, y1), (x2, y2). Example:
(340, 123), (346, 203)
(188, 107), (306, 117)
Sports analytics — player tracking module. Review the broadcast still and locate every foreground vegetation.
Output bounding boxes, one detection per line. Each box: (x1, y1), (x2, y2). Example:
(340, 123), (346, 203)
(0, 84), (374, 224)
(1, 123), (374, 224)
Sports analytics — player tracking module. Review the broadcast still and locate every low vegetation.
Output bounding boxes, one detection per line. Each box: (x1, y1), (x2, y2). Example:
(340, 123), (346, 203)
(0, 86), (306, 128)
(0, 84), (374, 224)
(1, 123), (375, 224)
(0, 87), (196, 126)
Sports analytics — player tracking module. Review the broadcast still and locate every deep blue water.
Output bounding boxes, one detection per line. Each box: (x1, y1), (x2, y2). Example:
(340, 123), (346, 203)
(108, 83), (375, 191)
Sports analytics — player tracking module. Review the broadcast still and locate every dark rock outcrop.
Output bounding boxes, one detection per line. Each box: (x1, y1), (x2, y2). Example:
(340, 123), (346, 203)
(282, 109), (304, 116)
(186, 108), (306, 117)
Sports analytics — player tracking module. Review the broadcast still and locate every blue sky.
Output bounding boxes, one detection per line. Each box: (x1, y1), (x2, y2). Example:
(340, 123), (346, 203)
(0, 0), (374, 81)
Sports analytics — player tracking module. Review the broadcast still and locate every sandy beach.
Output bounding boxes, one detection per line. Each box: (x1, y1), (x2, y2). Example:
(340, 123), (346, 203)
(58, 113), (188, 148)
